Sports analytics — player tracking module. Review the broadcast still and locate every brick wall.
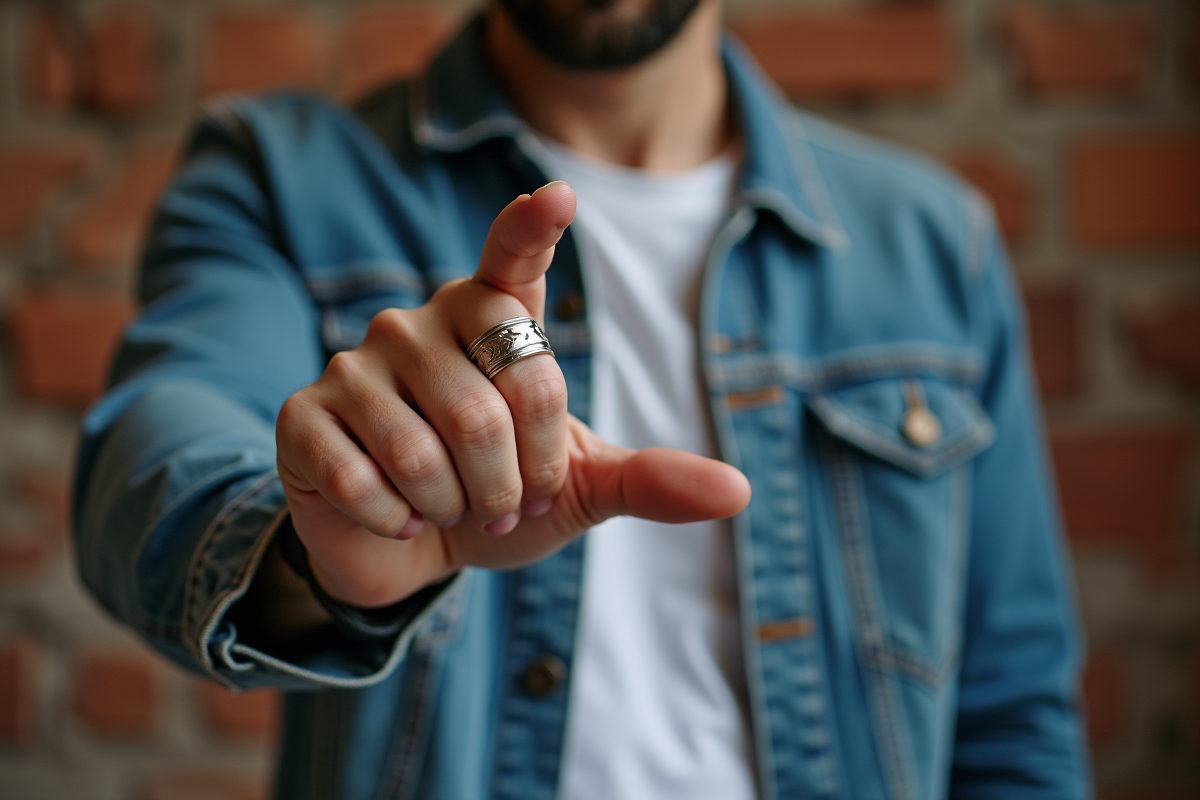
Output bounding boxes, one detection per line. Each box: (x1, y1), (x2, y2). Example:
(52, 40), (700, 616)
(1, 1), (1197, 797)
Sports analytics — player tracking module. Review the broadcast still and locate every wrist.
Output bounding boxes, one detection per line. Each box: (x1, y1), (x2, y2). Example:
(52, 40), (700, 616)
(277, 518), (454, 641)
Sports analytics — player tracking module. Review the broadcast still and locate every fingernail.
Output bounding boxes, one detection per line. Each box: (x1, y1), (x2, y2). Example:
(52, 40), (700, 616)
(535, 180), (570, 195)
(438, 514), (463, 528)
(484, 512), (520, 536)
(396, 512), (425, 541)
(523, 498), (553, 518)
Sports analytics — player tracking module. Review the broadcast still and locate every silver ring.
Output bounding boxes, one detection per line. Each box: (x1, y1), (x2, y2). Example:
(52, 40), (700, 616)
(466, 317), (555, 380)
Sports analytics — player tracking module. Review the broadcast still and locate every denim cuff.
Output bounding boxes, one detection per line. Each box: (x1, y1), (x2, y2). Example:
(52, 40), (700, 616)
(185, 473), (465, 691)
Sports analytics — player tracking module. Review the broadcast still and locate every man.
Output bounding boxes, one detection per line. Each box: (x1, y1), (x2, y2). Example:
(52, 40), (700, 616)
(75, 1), (1091, 798)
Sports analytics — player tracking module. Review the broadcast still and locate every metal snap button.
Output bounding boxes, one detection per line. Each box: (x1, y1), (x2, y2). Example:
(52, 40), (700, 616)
(521, 655), (567, 697)
(902, 406), (942, 448)
(554, 291), (586, 322)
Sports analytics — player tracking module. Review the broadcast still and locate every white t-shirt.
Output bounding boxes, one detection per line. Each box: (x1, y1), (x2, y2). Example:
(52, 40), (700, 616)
(532, 135), (757, 800)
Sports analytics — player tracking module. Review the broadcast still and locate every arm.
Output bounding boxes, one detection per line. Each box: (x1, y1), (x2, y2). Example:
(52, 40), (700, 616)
(73, 108), (445, 689)
(76, 105), (751, 692)
(949, 218), (1092, 797)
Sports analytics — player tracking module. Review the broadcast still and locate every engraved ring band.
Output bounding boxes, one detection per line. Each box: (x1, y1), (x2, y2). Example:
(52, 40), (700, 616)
(466, 316), (555, 381)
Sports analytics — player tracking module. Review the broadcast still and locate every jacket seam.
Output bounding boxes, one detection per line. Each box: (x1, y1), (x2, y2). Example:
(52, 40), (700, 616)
(782, 110), (851, 251)
(184, 472), (282, 685)
(826, 438), (916, 800)
(378, 648), (440, 800)
(710, 346), (986, 394)
(964, 191), (992, 282)
(808, 392), (996, 478)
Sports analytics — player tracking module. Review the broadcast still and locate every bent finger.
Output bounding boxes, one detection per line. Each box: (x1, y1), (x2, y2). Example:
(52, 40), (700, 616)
(400, 346), (524, 534)
(334, 380), (468, 528)
(283, 407), (424, 540)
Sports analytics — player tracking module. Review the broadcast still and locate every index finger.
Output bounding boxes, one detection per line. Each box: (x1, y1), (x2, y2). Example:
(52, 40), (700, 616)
(474, 181), (576, 322)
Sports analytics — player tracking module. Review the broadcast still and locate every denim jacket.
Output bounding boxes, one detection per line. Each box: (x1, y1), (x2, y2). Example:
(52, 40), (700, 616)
(75, 18), (1090, 800)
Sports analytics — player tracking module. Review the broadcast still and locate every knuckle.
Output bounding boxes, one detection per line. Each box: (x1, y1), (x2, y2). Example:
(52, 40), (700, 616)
(428, 280), (475, 322)
(321, 455), (378, 508)
(275, 393), (308, 438)
(431, 277), (468, 303)
(446, 392), (510, 450)
(475, 484), (520, 517)
(366, 307), (412, 341)
(323, 350), (363, 384)
(512, 370), (567, 425)
(383, 428), (443, 486)
(525, 454), (568, 491)
(277, 401), (327, 463)
(292, 423), (326, 463)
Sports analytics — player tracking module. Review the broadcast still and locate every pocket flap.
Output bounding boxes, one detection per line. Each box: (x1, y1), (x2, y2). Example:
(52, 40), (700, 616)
(808, 379), (995, 477)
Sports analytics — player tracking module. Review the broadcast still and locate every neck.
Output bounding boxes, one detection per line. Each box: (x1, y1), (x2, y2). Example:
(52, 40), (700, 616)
(485, 1), (733, 171)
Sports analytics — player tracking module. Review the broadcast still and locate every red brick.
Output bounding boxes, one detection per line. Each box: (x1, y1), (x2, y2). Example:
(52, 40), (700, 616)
(731, 5), (953, 100)
(0, 638), (41, 746)
(0, 143), (97, 245)
(1024, 286), (1084, 400)
(201, 10), (327, 98)
(1002, 7), (1153, 97)
(68, 143), (177, 268)
(196, 682), (280, 743)
(141, 772), (266, 800)
(5, 288), (134, 406)
(1130, 297), (1200, 385)
(25, 13), (80, 113)
(84, 9), (160, 117)
(0, 533), (53, 580)
(1051, 427), (1193, 555)
(73, 651), (158, 738)
(338, 6), (453, 101)
(1071, 133), (1200, 249)
(945, 150), (1033, 245)
(1083, 652), (1125, 748)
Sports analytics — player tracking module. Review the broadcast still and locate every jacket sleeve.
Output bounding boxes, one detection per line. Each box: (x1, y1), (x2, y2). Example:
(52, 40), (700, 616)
(73, 101), (460, 691)
(949, 205), (1092, 797)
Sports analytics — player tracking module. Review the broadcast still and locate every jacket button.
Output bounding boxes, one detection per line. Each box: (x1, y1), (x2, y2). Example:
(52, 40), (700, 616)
(521, 655), (567, 697)
(554, 291), (586, 321)
(902, 406), (942, 448)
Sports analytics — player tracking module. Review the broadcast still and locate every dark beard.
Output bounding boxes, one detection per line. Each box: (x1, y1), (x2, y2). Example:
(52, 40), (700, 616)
(494, 0), (705, 70)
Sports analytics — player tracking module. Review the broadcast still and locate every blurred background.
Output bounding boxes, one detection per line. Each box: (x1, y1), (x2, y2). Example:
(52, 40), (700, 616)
(0, 0), (1197, 798)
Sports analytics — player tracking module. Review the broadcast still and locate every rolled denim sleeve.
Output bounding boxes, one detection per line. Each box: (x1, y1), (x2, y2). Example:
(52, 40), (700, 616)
(73, 106), (458, 691)
(950, 209), (1092, 797)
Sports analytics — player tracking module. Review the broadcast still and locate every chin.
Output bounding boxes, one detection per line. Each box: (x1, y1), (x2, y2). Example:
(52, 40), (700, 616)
(496, 0), (705, 71)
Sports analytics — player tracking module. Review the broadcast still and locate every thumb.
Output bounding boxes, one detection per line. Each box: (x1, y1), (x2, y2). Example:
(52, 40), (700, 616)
(474, 181), (576, 323)
(581, 440), (752, 525)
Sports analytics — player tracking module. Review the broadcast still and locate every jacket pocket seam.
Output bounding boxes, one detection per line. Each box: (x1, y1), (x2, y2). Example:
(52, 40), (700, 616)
(807, 381), (996, 478)
(824, 436), (918, 800)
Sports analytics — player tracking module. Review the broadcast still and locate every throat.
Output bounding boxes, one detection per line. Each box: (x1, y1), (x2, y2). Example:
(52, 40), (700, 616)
(485, 1), (736, 171)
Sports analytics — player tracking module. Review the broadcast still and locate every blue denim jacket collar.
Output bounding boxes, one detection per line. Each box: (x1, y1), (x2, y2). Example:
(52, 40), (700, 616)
(410, 14), (849, 253)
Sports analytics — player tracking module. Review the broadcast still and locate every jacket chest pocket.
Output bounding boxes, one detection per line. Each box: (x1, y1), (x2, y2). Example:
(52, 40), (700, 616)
(808, 378), (994, 687)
